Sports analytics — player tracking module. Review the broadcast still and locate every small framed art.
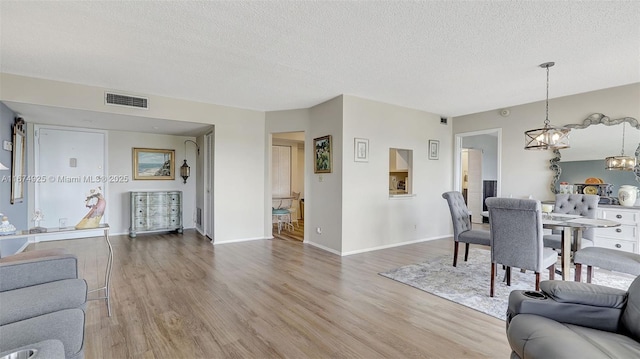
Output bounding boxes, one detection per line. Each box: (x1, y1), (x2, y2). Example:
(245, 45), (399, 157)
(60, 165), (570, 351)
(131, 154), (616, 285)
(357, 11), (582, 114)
(428, 140), (439, 160)
(354, 138), (369, 162)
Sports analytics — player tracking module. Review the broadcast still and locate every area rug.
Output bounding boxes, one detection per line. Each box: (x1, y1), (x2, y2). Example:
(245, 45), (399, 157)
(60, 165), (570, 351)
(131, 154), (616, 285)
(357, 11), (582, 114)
(379, 248), (635, 320)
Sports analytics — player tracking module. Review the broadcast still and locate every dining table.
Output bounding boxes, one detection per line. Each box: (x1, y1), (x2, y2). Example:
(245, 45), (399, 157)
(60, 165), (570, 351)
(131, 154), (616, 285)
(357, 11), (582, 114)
(542, 214), (621, 280)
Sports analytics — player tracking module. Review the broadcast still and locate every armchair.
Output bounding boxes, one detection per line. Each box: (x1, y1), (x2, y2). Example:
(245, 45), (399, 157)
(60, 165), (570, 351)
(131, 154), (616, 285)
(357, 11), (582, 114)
(0, 249), (87, 359)
(506, 276), (640, 358)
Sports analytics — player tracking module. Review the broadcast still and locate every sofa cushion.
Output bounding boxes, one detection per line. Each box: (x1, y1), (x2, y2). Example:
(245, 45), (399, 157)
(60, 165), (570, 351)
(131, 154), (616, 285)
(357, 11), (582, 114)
(508, 314), (640, 359)
(0, 278), (87, 326)
(621, 275), (640, 341)
(0, 309), (85, 359)
(0, 249), (78, 292)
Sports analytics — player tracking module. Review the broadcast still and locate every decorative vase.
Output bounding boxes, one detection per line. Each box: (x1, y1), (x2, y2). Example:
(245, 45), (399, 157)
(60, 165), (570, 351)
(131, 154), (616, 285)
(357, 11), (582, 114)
(618, 185), (638, 207)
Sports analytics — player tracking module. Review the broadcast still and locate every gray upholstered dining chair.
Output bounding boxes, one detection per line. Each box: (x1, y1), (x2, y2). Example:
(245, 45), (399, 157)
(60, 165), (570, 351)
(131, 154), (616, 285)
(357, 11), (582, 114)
(574, 247), (640, 283)
(486, 198), (556, 297)
(543, 194), (599, 251)
(442, 191), (491, 267)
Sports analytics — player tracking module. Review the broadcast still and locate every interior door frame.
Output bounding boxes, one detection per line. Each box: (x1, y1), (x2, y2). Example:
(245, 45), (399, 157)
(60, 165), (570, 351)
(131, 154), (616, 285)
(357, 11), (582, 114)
(33, 125), (108, 240)
(204, 130), (214, 241)
(454, 128), (502, 197)
(268, 131), (305, 241)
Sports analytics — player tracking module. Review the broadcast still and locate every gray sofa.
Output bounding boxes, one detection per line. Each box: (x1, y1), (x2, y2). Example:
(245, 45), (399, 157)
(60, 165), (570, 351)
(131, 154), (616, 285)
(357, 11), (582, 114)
(0, 249), (87, 359)
(506, 275), (640, 358)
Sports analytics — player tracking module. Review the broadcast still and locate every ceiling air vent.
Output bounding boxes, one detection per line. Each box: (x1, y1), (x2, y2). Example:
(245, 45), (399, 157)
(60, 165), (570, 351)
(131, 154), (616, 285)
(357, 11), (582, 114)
(105, 92), (148, 109)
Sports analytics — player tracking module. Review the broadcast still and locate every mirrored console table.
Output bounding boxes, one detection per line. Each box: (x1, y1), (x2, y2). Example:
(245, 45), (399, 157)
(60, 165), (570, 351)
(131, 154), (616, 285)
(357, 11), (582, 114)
(0, 224), (113, 316)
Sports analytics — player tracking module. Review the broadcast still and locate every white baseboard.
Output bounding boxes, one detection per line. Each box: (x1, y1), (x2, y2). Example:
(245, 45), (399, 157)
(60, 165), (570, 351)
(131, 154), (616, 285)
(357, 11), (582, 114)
(340, 235), (450, 256)
(213, 236), (268, 245)
(305, 241), (341, 256)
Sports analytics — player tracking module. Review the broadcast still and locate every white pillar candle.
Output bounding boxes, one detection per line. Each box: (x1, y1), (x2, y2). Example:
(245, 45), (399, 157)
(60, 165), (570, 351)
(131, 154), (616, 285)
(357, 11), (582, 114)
(541, 204), (553, 213)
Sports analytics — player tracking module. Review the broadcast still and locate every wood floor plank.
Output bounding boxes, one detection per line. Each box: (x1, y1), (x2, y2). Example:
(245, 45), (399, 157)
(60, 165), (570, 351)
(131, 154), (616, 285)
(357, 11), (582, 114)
(29, 230), (511, 358)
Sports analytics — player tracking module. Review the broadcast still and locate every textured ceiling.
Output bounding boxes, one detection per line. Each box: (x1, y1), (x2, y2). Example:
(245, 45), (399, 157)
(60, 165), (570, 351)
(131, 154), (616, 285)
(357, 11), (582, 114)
(1, 1), (639, 120)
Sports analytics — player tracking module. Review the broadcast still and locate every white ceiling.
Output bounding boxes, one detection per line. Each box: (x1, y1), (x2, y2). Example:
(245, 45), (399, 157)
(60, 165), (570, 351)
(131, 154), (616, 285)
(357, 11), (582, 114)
(1, 1), (639, 133)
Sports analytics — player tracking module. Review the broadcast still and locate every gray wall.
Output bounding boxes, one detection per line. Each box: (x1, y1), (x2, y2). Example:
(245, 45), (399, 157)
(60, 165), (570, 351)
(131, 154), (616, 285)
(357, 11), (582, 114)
(452, 83), (639, 202)
(462, 134), (498, 181)
(0, 102), (28, 256)
(559, 159), (637, 196)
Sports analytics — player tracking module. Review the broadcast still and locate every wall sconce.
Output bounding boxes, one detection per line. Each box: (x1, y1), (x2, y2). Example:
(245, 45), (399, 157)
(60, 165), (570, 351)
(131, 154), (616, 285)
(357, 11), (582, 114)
(0, 162), (8, 170)
(181, 140), (200, 184)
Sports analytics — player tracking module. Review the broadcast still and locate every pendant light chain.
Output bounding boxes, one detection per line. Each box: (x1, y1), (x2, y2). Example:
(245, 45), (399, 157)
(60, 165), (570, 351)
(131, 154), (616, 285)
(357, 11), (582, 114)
(544, 65), (550, 127)
(621, 122), (626, 156)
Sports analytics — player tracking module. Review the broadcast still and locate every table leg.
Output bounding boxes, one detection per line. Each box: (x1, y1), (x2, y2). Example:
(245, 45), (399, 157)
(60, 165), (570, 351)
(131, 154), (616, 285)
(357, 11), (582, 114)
(561, 228), (572, 280)
(88, 228), (113, 316)
(574, 228), (583, 253)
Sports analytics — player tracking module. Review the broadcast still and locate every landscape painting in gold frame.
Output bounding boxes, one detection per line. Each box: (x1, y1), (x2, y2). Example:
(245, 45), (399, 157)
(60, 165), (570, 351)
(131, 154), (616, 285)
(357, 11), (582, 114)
(132, 148), (175, 180)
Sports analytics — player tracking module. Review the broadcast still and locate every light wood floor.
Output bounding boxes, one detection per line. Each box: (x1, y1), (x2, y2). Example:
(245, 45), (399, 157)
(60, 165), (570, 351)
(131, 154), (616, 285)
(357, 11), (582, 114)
(272, 218), (304, 242)
(30, 231), (510, 358)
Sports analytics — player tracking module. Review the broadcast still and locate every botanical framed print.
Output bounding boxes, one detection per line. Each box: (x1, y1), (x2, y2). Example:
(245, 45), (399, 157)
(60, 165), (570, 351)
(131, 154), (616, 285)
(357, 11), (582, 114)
(313, 135), (332, 173)
(428, 140), (440, 160)
(354, 138), (369, 162)
(132, 148), (175, 180)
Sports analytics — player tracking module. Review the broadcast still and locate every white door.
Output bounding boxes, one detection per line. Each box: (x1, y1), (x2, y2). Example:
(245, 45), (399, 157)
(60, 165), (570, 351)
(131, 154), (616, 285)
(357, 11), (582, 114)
(466, 149), (483, 224)
(35, 126), (106, 240)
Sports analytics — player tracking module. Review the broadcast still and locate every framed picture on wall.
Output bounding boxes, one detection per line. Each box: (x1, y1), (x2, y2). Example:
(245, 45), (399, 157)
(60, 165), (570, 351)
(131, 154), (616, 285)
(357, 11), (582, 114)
(11, 117), (26, 204)
(313, 135), (332, 173)
(132, 148), (175, 180)
(354, 138), (369, 162)
(428, 140), (439, 160)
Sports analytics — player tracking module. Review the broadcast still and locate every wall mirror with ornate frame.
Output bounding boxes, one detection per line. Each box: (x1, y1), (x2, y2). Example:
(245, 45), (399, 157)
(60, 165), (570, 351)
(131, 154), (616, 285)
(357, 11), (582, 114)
(11, 117), (26, 204)
(550, 113), (639, 195)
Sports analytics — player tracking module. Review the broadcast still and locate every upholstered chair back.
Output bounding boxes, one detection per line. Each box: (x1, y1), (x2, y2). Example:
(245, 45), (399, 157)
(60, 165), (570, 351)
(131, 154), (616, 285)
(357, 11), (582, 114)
(554, 194), (599, 240)
(442, 191), (471, 242)
(486, 198), (544, 272)
(622, 275), (640, 341)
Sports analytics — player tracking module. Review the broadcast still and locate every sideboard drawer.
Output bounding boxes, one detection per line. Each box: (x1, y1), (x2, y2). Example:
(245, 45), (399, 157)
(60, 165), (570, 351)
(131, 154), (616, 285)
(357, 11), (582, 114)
(596, 237), (636, 253)
(596, 225), (636, 240)
(599, 208), (639, 225)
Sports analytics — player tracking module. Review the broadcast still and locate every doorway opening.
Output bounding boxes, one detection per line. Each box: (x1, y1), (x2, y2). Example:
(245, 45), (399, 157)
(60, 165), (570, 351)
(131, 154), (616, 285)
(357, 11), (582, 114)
(271, 131), (305, 242)
(455, 129), (501, 224)
(34, 125), (107, 240)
